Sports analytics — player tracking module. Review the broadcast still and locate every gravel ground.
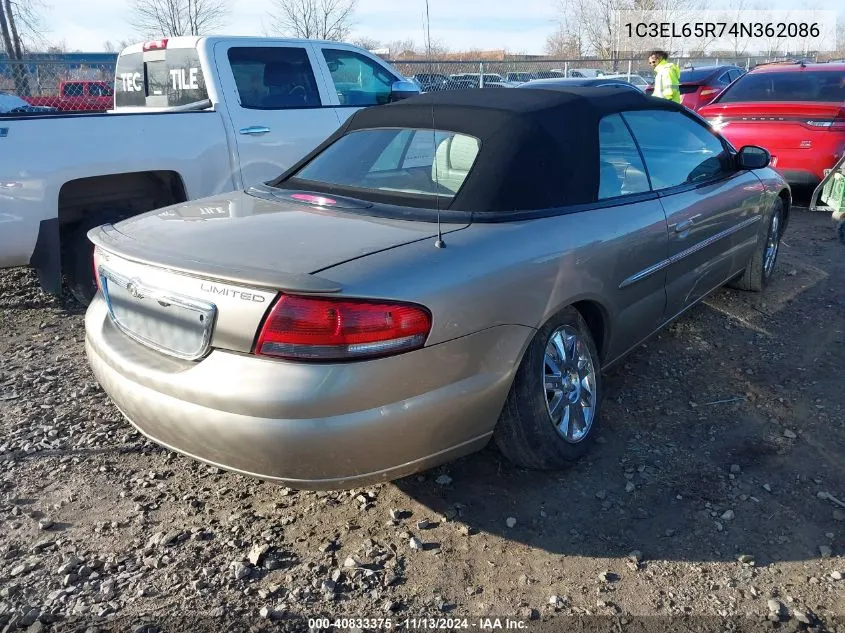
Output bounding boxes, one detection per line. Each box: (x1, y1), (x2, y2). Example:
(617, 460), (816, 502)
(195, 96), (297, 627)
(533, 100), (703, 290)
(1, 207), (844, 633)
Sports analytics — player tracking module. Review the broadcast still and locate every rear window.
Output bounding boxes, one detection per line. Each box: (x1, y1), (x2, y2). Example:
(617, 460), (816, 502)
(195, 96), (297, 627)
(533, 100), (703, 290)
(115, 48), (209, 108)
(680, 68), (719, 83)
(288, 128), (481, 205)
(62, 82), (85, 97)
(718, 70), (845, 103)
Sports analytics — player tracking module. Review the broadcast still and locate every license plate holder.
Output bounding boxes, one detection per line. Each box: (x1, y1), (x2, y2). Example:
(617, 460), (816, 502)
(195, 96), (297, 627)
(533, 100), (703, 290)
(99, 267), (216, 361)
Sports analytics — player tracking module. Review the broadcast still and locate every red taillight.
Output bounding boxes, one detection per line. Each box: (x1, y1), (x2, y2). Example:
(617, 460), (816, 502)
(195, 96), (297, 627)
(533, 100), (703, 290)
(142, 39), (168, 52)
(92, 248), (101, 294)
(803, 119), (845, 131)
(254, 294), (432, 361)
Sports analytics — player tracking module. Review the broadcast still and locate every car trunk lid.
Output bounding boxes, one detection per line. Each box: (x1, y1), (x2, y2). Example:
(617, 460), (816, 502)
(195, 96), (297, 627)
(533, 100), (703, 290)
(701, 102), (845, 149)
(90, 188), (467, 357)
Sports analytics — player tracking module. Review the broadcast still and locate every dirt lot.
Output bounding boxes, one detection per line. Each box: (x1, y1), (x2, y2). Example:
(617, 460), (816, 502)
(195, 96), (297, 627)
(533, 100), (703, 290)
(1, 207), (844, 633)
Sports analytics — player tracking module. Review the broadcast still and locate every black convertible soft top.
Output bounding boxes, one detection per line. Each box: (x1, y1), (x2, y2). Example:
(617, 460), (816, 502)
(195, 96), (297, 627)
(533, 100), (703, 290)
(271, 87), (687, 212)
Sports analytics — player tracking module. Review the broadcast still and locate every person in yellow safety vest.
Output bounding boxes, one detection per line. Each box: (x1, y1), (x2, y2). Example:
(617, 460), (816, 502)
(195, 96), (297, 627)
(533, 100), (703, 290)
(648, 50), (681, 104)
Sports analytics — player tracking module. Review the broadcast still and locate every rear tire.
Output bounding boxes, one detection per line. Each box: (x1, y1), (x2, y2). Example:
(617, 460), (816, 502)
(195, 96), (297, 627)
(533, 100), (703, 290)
(729, 197), (783, 292)
(494, 306), (603, 470)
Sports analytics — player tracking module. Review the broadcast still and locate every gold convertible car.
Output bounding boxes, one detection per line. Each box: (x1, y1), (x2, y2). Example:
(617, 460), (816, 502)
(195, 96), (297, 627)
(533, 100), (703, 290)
(85, 87), (790, 489)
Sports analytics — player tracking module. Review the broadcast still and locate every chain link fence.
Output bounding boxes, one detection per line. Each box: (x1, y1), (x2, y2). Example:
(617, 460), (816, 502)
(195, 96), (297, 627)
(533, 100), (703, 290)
(387, 54), (820, 89)
(0, 53), (822, 112)
(0, 59), (117, 112)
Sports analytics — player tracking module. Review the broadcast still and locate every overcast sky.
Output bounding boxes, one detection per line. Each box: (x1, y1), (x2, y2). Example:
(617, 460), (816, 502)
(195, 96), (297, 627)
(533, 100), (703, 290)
(40, 0), (842, 54)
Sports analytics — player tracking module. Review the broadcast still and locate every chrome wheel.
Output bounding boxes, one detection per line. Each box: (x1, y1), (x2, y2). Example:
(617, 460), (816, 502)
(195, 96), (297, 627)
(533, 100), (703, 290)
(763, 211), (781, 278)
(543, 327), (597, 443)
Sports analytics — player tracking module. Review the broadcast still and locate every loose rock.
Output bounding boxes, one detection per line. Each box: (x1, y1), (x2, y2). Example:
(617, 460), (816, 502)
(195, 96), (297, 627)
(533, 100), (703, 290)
(248, 543), (270, 567)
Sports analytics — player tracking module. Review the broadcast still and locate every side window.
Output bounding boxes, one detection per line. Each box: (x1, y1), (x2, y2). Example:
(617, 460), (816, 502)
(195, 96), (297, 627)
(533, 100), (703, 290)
(89, 83), (114, 97)
(597, 114), (650, 199)
(228, 47), (321, 110)
(63, 82), (84, 97)
(729, 69), (743, 82)
(322, 49), (396, 106)
(622, 110), (731, 190)
(716, 72), (731, 85)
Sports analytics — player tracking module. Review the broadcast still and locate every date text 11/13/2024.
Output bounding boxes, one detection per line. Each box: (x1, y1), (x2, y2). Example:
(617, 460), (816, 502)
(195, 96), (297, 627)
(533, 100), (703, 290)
(308, 617), (530, 630)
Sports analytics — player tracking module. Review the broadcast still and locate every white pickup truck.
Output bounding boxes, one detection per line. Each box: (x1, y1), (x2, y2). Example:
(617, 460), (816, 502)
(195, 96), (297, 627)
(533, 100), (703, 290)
(0, 36), (418, 303)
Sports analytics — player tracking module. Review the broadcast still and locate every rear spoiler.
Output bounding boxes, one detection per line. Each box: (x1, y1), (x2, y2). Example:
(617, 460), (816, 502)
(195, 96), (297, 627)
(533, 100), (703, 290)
(809, 153), (845, 225)
(88, 223), (342, 294)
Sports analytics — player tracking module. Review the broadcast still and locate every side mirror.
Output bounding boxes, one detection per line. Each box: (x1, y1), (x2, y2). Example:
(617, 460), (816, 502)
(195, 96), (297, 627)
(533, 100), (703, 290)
(389, 79), (420, 102)
(736, 145), (771, 170)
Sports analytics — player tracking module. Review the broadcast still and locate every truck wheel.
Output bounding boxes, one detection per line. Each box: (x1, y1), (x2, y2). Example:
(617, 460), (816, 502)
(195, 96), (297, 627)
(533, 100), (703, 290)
(64, 213), (125, 306)
(729, 197), (783, 292)
(838, 220), (845, 245)
(493, 306), (603, 470)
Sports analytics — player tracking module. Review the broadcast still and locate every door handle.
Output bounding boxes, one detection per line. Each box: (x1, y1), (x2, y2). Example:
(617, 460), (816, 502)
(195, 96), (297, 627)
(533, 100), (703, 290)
(239, 126), (271, 136)
(674, 214), (702, 233)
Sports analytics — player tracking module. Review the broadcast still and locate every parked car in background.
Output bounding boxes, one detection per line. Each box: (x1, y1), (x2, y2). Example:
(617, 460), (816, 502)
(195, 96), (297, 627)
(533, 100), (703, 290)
(0, 91), (57, 114)
(535, 70), (567, 79)
(0, 36), (417, 305)
(567, 68), (605, 78)
(519, 77), (642, 92)
(85, 87), (789, 489)
(679, 65), (746, 110)
(505, 71), (535, 83)
(810, 153), (845, 243)
(412, 74), (476, 92)
(602, 73), (650, 91)
(411, 73), (451, 92)
(23, 80), (115, 112)
(699, 61), (845, 187)
(450, 73), (513, 88)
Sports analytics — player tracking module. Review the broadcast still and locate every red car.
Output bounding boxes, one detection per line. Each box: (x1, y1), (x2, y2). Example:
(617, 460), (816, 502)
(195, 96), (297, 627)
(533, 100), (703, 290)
(645, 65), (745, 110)
(698, 61), (845, 188)
(24, 80), (114, 112)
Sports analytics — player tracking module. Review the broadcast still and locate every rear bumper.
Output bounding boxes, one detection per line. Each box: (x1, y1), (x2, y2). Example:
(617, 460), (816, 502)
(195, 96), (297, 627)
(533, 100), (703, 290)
(85, 295), (532, 489)
(779, 169), (821, 187)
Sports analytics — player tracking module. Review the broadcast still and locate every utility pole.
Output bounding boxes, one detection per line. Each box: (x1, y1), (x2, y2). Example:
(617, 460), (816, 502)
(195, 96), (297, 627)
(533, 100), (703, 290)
(425, 0), (433, 75)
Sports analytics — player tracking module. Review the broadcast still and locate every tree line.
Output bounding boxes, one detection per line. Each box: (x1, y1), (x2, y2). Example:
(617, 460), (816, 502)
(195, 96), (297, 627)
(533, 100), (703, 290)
(3, 0), (845, 62)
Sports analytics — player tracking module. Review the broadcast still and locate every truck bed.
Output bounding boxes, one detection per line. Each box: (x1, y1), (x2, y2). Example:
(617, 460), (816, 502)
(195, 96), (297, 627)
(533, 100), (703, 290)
(0, 109), (235, 268)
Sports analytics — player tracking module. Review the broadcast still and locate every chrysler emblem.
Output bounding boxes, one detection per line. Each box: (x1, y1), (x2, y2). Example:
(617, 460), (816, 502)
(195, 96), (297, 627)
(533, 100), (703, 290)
(127, 281), (144, 300)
